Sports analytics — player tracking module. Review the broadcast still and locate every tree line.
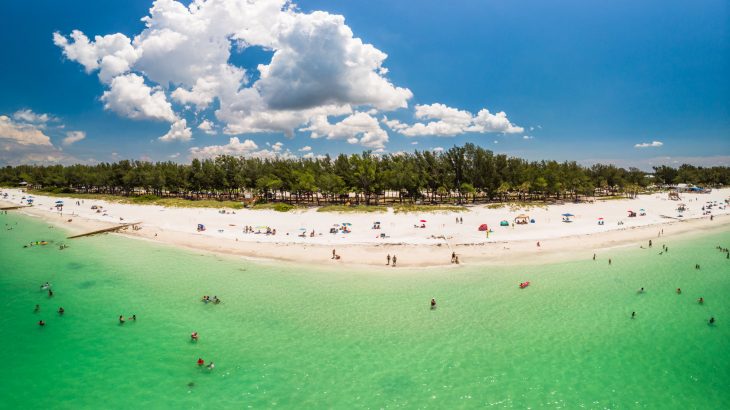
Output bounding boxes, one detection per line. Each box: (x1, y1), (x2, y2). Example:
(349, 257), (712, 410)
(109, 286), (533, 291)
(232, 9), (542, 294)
(1, 144), (728, 205)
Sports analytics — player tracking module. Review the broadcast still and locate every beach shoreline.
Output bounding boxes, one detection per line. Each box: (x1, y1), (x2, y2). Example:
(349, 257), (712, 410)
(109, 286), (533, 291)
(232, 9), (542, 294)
(2, 188), (729, 269)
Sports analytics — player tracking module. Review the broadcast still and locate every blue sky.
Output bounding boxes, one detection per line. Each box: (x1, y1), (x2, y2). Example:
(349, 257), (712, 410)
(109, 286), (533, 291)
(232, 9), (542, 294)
(0, 0), (728, 169)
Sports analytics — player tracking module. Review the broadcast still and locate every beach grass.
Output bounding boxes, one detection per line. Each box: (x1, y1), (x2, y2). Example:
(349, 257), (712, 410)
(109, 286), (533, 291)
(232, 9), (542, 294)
(317, 205), (387, 213)
(392, 204), (468, 213)
(250, 202), (299, 212)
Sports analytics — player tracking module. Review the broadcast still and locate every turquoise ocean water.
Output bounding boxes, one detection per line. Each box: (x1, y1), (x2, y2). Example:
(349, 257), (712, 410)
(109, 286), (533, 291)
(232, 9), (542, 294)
(1, 213), (729, 408)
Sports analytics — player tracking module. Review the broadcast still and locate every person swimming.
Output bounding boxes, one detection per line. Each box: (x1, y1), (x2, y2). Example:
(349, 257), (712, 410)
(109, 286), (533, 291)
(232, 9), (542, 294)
(58, 307), (64, 315)
(709, 317), (715, 324)
(676, 288), (681, 294)
(698, 297), (704, 304)
(34, 304), (40, 313)
(207, 362), (215, 370)
(119, 315), (125, 324)
(40, 282), (50, 290)
(631, 311), (636, 318)
(212, 296), (220, 304)
(38, 320), (45, 326)
(48, 289), (53, 297)
(130, 314), (136, 321)
(638, 287), (644, 293)
(191, 332), (199, 341)
(430, 298), (436, 309)
(197, 358), (204, 366)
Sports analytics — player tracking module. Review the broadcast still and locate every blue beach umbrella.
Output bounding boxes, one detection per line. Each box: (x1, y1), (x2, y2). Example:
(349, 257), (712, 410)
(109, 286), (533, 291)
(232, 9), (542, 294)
(561, 213), (574, 217)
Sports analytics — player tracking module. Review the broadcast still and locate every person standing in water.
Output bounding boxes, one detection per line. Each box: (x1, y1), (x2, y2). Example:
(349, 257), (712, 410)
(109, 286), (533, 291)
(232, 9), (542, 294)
(631, 311), (636, 319)
(593, 253), (596, 261)
(649, 240), (652, 248)
(430, 298), (437, 309)
(392, 255), (397, 267)
(386, 254), (391, 265)
(34, 304), (40, 313)
(608, 258), (612, 265)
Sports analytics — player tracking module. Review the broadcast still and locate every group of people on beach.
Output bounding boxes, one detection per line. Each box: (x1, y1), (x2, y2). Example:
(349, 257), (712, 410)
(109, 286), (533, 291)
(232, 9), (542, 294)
(386, 254), (397, 267)
(450, 252), (460, 264)
(242, 225), (276, 235)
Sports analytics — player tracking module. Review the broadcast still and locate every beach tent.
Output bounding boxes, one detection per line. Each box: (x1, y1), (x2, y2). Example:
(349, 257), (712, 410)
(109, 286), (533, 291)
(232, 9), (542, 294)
(478, 224), (488, 231)
(514, 214), (529, 225)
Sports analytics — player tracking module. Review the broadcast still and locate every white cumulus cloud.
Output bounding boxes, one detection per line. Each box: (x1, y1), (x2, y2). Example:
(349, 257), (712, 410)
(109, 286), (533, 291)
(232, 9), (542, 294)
(301, 112), (388, 149)
(0, 115), (53, 146)
(13, 109), (56, 124)
(189, 136), (296, 159)
(298, 145), (312, 152)
(54, 0), (522, 152)
(159, 118), (193, 142)
(634, 141), (663, 148)
(63, 131), (86, 145)
(385, 103), (523, 137)
(197, 119), (217, 135)
(102, 73), (177, 122)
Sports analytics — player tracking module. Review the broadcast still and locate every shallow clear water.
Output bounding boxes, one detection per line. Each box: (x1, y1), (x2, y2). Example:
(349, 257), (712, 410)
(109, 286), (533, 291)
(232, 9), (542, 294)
(1, 213), (729, 408)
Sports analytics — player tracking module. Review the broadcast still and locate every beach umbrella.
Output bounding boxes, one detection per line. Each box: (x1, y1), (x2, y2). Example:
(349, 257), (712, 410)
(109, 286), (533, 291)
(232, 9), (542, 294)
(342, 222), (352, 226)
(598, 217), (604, 220)
(55, 200), (63, 204)
(256, 225), (268, 229)
(298, 228), (307, 231)
(420, 219), (427, 222)
(561, 213), (574, 217)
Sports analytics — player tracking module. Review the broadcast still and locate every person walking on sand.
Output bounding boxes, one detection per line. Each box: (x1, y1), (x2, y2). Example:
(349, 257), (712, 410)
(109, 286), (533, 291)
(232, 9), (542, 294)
(451, 251), (456, 263)
(392, 255), (397, 267)
(332, 249), (336, 259)
(649, 240), (652, 248)
(593, 253), (596, 261)
(387, 254), (391, 265)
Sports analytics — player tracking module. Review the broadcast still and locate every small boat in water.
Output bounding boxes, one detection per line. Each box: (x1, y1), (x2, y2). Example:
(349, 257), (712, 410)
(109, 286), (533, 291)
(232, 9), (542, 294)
(519, 281), (530, 289)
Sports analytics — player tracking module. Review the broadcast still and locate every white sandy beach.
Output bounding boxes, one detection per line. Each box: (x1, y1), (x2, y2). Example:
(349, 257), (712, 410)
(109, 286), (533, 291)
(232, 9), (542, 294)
(2, 188), (729, 268)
